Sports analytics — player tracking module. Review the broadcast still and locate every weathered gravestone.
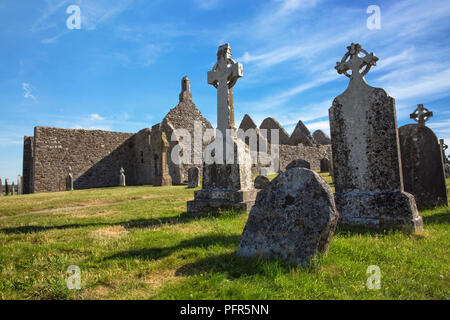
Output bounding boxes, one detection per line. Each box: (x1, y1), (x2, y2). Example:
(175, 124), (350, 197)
(120, 167), (126, 187)
(254, 175), (270, 189)
(11, 182), (15, 196)
(286, 159), (310, 170)
(5, 179), (10, 196)
(17, 175), (23, 195)
(187, 44), (256, 214)
(329, 43), (422, 231)
(0, 178), (2, 196)
(188, 167), (199, 188)
(154, 131), (172, 186)
(320, 157), (330, 172)
(398, 105), (448, 209)
(237, 168), (339, 266)
(66, 166), (74, 191)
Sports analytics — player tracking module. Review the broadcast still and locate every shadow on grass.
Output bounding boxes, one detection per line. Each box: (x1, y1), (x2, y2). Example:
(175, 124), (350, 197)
(422, 212), (450, 225)
(103, 233), (305, 278)
(0, 211), (243, 235)
(103, 234), (241, 261)
(175, 252), (305, 279)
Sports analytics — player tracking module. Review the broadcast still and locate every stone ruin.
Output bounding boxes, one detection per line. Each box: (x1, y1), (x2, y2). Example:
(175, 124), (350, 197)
(22, 76), (212, 193)
(238, 114), (331, 175)
(22, 72), (330, 193)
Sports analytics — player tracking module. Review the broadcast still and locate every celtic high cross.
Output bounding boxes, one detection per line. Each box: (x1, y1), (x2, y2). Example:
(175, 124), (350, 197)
(335, 43), (379, 83)
(410, 104), (433, 125)
(207, 43), (243, 136)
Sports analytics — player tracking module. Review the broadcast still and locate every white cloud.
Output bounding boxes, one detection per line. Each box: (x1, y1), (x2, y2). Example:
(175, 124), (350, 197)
(22, 83), (37, 102)
(89, 113), (105, 121)
(304, 120), (330, 134)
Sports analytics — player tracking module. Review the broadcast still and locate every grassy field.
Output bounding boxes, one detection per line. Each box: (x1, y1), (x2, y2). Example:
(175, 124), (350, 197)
(0, 173), (448, 300)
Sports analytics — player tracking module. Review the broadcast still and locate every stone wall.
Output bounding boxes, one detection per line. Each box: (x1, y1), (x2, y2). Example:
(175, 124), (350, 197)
(279, 144), (332, 171)
(31, 126), (140, 192)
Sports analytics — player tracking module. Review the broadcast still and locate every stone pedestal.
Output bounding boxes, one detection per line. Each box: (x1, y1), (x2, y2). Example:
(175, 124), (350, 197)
(330, 43), (422, 231)
(187, 136), (256, 214)
(335, 191), (422, 230)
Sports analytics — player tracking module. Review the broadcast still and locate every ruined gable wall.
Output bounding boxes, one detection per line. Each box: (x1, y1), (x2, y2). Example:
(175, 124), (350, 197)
(160, 100), (213, 184)
(31, 126), (136, 192)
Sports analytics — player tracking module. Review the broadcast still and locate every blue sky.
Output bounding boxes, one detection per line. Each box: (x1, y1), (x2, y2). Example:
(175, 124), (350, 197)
(1, 0), (450, 182)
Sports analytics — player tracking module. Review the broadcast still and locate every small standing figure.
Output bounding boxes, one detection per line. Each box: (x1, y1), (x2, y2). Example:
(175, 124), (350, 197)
(66, 166), (74, 191)
(120, 167), (126, 187)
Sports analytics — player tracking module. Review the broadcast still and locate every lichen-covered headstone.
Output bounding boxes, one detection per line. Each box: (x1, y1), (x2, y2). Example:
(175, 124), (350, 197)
(286, 159), (310, 170)
(329, 43), (422, 231)
(237, 168), (339, 266)
(398, 105), (448, 209)
(188, 167), (199, 188)
(254, 175), (270, 189)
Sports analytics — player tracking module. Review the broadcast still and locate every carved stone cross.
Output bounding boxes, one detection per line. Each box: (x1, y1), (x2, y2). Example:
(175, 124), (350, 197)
(207, 43), (243, 136)
(410, 104), (433, 125)
(335, 43), (378, 82)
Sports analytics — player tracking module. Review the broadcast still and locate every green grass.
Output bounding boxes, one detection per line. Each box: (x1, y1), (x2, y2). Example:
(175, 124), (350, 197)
(0, 173), (448, 300)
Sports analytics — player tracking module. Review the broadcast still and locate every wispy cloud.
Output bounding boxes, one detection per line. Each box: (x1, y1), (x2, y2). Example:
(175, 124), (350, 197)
(22, 83), (37, 102)
(193, 0), (220, 10)
(89, 113), (105, 121)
